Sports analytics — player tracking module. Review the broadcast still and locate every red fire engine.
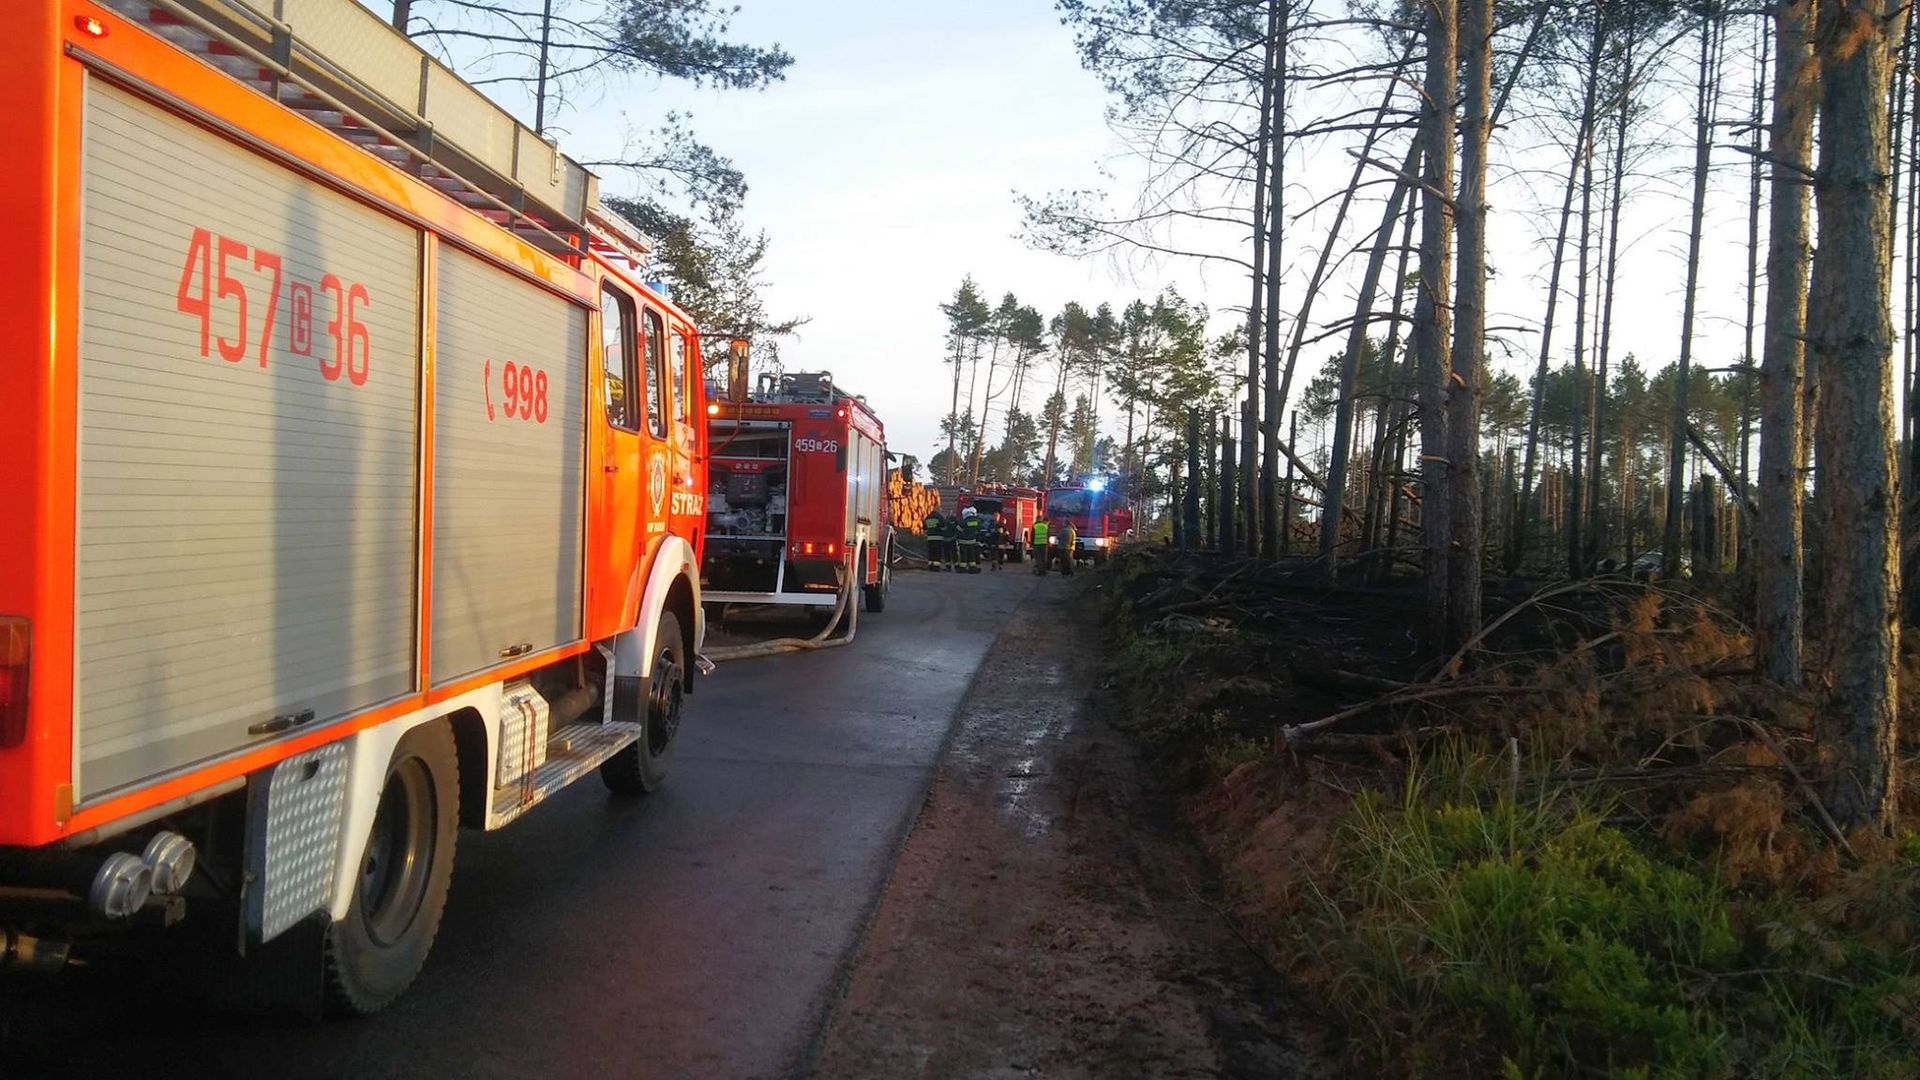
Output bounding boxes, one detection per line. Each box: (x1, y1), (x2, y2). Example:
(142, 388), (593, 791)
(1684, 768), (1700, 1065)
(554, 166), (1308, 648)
(703, 372), (893, 614)
(1043, 479), (1134, 566)
(0, 0), (713, 1011)
(957, 486), (1042, 563)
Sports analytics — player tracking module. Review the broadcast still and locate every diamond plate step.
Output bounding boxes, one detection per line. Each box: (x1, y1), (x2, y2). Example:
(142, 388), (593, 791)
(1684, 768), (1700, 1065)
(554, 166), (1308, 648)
(487, 721), (643, 829)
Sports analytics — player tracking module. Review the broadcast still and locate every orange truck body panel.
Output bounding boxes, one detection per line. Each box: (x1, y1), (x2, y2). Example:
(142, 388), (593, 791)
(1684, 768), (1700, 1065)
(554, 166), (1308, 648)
(0, 2), (705, 845)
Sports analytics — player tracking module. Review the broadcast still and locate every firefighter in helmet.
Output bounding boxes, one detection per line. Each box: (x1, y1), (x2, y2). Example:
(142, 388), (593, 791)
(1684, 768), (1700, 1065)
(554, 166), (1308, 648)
(922, 508), (948, 571)
(957, 506), (983, 573)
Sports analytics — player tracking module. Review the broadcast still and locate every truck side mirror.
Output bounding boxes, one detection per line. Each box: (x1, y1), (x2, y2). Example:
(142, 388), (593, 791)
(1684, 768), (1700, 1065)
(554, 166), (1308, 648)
(727, 336), (750, 402)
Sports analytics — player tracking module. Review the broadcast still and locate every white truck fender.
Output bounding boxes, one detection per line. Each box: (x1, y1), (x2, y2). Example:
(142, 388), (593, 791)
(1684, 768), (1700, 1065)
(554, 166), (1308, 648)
(323, 685), (503, 920)
(615, 534), (703, 679)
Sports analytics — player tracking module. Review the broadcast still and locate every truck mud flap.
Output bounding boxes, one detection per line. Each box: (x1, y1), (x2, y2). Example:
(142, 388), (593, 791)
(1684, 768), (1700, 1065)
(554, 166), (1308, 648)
(243, 743), (351, 946)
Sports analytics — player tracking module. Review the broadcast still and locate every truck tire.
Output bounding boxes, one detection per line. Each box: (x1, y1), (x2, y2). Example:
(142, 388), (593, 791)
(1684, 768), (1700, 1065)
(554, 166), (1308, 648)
(600, 609), (685, 796)
(862, 545), (888, 613)
(324, 721), (459, 1016)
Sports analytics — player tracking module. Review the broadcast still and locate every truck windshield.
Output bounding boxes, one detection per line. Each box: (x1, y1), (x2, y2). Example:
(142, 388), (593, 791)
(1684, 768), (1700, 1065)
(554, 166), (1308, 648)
(1048, 490), (1093, 516)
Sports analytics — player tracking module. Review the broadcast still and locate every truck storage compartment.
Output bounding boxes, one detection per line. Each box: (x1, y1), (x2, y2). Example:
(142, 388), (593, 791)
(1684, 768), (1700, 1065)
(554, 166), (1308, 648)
(75, 78), (423, 799)
(429, 245), (589, 683)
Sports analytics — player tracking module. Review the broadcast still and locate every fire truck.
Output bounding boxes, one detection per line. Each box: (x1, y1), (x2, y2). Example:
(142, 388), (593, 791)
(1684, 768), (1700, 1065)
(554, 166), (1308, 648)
(0, 0), (714, 1012)
(1044, 479), (1134, 566)
(957, 486), (1042, 563)
(703, 372), (893, 615)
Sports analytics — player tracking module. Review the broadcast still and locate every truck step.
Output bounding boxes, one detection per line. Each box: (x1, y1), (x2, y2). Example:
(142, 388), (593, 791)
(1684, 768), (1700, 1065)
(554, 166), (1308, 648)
(486, 720), (643, 829)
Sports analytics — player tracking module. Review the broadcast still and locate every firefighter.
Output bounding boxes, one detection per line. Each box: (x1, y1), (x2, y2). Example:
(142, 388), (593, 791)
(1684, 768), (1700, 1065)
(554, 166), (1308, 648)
(1030, 517), (1050, 575)
(982, 511), (1005, 571)
(922, 508), (948, 570)
(1057, 516), (1078, 576)
(957, 506), (983, 573)
(942, 511), (963, 572)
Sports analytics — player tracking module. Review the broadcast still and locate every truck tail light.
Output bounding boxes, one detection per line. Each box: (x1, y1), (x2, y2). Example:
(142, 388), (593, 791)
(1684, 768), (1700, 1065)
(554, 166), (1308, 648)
(0, 618), (28, 748)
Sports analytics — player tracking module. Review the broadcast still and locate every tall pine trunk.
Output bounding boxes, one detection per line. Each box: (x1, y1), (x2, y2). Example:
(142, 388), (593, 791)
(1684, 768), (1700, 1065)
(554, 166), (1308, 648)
(1755, 0), (1816, 686)
(1665, 15), (1719, 578)
(1510, 117), (1586, 574)
(1260, 0), (1290, 560)
(1737, 30), (1768, 573)
(1321, 153), (1417, 579)
(1447, 0), (1489, 648)
(1590, 53), (1635, 569)
(1415, 0), (1457, 648)
(1243, 19), (1275, 556)
(1568, 21), (1604, 579)
(1810, 0), (1902, 830)
(1377, 196), (1421, 584)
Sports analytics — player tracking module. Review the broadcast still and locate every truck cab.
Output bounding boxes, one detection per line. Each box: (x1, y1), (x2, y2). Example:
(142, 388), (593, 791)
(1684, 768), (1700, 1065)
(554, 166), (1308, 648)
(1043, 481), (1134, 566)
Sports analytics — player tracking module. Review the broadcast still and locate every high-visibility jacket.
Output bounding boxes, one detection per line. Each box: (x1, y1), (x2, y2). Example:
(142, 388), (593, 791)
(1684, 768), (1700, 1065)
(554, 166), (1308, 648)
(922, 513), (944, 536)
(958, 516), (982, 541)
(1031, 521), (1049, 547)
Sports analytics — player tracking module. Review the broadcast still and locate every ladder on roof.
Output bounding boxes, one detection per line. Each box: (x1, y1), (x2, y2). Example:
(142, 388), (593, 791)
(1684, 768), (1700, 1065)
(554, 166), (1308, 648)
(98, 0), (650, 264)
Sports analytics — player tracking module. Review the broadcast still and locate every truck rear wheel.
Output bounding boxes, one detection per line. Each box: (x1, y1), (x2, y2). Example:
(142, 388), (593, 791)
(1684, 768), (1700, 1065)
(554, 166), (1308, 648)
(600, 610), (685, 796)
(324, 721), (459, 1016)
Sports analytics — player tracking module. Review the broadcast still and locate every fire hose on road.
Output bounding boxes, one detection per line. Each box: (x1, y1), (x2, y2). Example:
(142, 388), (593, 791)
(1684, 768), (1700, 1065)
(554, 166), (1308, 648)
(702, 576), (860, 663)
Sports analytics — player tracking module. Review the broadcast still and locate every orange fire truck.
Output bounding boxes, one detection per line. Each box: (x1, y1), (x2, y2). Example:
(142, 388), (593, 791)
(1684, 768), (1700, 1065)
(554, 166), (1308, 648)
(0, 0), (713, 1012)
(702, 372), (893, 615)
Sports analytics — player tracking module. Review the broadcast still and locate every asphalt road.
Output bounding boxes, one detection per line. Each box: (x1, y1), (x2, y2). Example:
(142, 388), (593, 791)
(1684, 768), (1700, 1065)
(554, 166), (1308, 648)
(4, 566), (1035, 1079)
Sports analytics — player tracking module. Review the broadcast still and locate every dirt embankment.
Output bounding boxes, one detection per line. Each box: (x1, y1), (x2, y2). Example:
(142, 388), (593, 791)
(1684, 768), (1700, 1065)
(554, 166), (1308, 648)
(809, 579), (1313, 1078)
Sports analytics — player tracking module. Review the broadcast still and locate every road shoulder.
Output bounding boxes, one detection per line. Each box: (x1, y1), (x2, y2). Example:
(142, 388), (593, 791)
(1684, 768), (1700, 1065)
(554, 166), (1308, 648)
(809, 577), (1307, 1078)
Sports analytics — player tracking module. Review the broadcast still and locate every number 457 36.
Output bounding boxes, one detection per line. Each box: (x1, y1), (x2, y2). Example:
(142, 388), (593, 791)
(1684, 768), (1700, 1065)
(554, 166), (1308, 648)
(175, 227), (371, 385)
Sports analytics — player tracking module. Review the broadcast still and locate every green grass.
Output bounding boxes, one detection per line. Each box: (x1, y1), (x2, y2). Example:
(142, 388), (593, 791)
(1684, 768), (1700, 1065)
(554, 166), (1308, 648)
(1296, 750), (1920, 1078)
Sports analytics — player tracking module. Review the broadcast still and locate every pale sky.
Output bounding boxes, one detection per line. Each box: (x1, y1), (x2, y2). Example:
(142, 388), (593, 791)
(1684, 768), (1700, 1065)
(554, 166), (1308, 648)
(372, 1), (1797, 469)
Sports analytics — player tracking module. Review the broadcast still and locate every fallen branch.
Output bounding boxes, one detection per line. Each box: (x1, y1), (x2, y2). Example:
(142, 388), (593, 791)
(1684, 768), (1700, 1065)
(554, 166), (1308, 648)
(1740, 717), (1856, 859)
(1286, 725), (1455, 755)
(1291, 664), (1409, 695)
(1436, 579), (1598, 681)
(1279, 684), (1545, 746)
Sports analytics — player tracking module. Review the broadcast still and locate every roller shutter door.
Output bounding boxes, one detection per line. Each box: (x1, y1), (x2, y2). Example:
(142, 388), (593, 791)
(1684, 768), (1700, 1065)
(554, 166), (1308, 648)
(429, 246), (587, 682)
(76, 79), (423, 799)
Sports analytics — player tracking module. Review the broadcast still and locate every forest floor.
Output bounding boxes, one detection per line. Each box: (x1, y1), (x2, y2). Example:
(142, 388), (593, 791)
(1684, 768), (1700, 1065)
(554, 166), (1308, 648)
(809, 570), (1319, 1079)
(1095, 545), (1920, 1077)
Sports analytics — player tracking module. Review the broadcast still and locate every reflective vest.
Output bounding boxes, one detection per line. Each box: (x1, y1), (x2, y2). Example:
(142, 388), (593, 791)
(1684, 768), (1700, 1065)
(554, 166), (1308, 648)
(1031, 521), (1049, 547)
